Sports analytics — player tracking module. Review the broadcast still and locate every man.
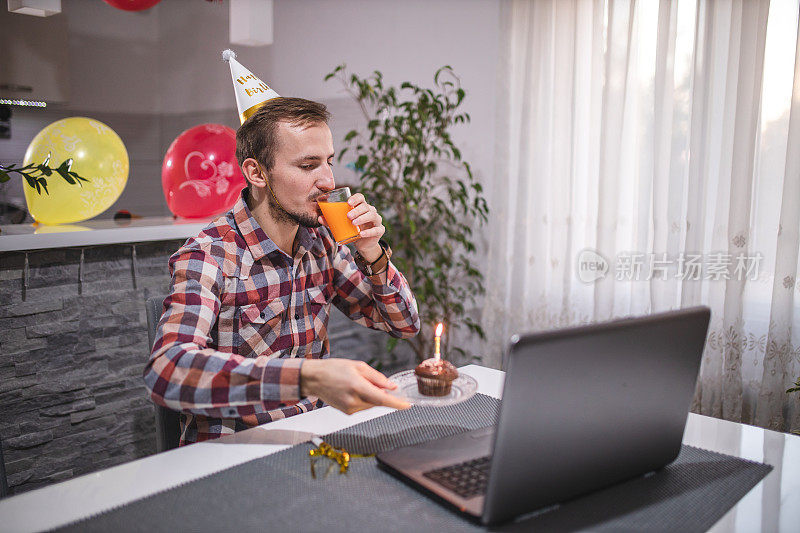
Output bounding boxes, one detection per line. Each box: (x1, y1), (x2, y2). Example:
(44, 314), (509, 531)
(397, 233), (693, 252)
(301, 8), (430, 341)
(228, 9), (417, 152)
(144, 97), (420, 445)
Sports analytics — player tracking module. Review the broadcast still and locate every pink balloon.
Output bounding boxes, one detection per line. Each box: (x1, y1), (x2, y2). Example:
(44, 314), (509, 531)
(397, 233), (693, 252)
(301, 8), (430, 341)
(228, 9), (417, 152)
(103, 0), (161, 11)
(162, 124), (245, 219)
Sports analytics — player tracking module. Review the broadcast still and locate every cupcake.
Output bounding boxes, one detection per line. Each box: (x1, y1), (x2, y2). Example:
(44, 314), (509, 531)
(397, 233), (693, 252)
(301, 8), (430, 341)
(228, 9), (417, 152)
(414, 358), (459, 396)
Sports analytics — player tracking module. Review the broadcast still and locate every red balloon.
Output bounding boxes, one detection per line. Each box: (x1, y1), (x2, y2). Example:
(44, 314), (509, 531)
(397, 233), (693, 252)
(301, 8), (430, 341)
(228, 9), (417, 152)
(162, 124), (246, 219)
(103, 0), (161, 11)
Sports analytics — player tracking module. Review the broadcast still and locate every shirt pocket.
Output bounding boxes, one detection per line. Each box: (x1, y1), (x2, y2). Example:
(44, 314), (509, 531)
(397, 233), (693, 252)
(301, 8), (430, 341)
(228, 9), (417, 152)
(236, 298), (286, 358)
(306, 285), (330, 309)
(305, 285), (330, 349)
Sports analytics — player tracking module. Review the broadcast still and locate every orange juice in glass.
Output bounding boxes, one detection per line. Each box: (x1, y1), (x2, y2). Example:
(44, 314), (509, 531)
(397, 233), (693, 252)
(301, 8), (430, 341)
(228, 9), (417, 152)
(317, 187), (360, 244)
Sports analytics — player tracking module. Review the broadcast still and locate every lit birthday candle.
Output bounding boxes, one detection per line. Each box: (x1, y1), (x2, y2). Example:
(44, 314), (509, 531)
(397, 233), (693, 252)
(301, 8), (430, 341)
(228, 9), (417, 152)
(434, 322), (443, 360)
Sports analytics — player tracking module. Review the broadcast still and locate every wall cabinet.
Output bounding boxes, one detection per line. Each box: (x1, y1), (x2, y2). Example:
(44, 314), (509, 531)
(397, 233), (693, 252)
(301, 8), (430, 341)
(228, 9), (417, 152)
(0, 9), (69, 104)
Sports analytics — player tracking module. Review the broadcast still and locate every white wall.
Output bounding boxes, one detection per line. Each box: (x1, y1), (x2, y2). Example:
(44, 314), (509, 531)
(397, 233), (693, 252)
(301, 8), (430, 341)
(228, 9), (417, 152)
(157, 0), (500, 189)
(64, 0), (160, 114)
(272, 0), (500, 195)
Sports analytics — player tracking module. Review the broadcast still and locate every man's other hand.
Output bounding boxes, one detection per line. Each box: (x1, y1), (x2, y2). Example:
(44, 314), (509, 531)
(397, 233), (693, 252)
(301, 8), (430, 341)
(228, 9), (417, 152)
(300, 359), (411, 414)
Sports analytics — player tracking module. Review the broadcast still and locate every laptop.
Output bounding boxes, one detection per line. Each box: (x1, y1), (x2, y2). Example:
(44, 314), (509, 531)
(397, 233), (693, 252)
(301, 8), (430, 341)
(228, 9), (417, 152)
(376, 306), (711, 525)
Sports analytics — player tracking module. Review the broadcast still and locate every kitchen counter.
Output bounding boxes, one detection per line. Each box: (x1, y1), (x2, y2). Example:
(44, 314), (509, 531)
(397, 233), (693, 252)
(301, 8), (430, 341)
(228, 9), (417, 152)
(0, 216), (212, 494)
(0, 217), (212, 252)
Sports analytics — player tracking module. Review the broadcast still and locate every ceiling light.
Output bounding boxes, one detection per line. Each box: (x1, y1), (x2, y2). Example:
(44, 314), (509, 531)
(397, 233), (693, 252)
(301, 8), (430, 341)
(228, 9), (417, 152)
(0, 98), (47, 107)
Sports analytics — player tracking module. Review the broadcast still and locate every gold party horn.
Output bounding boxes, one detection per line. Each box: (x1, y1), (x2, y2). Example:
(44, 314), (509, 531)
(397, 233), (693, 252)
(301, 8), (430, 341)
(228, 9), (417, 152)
(308, 436), (374, 475)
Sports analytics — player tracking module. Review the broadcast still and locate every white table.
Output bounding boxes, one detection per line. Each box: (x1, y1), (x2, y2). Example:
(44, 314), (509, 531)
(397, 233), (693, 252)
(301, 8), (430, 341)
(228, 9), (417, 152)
(0, 365), (798, 532)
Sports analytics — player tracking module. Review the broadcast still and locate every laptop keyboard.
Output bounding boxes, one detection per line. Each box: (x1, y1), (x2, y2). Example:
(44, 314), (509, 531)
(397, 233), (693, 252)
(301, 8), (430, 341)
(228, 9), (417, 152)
(422, 456), (491, 499)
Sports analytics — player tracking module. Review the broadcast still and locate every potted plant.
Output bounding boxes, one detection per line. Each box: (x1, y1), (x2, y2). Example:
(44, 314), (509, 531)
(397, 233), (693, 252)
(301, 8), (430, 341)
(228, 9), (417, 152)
(0, 154), (88, 195)
(326, 65), (489, 365)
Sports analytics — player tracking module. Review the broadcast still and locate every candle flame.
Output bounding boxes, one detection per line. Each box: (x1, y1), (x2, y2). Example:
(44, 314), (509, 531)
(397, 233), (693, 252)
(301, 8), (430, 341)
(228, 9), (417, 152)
(435, 323), (443, 337)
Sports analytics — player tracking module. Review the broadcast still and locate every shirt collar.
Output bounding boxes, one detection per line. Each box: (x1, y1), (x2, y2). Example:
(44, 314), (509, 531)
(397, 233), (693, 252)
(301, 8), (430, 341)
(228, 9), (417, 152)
(296, 225), (328, 258)
(233, 189), (278, 261)
(233, 189), (327, 261)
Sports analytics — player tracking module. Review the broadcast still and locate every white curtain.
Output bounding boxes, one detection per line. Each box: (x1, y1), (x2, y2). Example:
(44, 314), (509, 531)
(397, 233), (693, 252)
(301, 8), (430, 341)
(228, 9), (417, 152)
(485, 0), (800, 432)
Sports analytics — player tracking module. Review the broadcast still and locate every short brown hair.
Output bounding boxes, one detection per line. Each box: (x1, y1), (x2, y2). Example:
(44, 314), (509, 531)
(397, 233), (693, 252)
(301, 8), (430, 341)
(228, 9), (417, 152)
(235, 97), (331, 172)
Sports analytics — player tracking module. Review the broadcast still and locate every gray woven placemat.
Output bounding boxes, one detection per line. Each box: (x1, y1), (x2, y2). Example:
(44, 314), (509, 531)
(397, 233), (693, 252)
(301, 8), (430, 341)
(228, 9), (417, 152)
(54, 394), (771, 532)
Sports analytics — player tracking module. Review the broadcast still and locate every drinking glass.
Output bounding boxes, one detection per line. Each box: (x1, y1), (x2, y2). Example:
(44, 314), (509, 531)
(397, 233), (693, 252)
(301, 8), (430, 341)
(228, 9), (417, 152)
(317, 187), (360, 244)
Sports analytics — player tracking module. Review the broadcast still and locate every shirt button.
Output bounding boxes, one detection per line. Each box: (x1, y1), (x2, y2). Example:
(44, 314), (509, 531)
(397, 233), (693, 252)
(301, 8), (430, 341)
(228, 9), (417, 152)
(295, 313), (300, 320)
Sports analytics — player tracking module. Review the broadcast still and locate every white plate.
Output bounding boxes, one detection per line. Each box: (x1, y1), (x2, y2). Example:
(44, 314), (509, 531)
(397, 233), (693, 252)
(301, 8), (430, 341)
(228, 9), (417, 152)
(387, 369), (478, 407)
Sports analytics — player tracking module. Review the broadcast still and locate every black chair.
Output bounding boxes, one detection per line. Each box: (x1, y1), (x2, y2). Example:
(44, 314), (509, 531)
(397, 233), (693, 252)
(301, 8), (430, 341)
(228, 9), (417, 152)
(145, 296), (182, 452)
(0, 434), (9, 498)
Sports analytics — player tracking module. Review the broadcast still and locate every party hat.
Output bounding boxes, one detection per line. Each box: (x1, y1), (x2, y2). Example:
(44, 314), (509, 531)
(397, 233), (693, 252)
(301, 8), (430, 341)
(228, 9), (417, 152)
(221, 49), (281, 124)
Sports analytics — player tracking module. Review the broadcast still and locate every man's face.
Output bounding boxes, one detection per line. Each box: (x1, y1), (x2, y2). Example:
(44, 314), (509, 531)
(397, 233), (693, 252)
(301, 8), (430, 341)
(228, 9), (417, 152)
(264, 121), (335, 227)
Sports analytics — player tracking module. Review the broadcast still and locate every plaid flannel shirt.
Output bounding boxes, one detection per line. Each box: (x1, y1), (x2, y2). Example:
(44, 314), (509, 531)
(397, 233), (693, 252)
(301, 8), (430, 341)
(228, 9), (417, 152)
(144, 191), (420, 445)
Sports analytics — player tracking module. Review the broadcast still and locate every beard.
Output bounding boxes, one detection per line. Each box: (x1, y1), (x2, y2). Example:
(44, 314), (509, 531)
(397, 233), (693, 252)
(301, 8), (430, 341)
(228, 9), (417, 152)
(266, 183), (322, 228)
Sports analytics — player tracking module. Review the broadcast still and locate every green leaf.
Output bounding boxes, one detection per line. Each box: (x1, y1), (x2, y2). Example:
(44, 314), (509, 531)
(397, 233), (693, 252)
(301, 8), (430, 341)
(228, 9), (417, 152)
(366, 357), (384, 372)
(434, 65), (453, 85)
(0, 169), (9, 183)
(386, 337), (399, 353)
(69, 171), (89, 183)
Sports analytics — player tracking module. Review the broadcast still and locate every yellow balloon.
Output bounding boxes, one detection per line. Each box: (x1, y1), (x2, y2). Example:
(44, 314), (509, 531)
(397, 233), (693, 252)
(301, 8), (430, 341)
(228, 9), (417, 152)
(23, 117), (129, 225)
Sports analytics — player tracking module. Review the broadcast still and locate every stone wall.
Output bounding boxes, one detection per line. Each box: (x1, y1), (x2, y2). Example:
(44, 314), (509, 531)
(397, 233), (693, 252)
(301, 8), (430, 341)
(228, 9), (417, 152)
(0, 240), (181, 495)
(0, 239), (406, 496)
